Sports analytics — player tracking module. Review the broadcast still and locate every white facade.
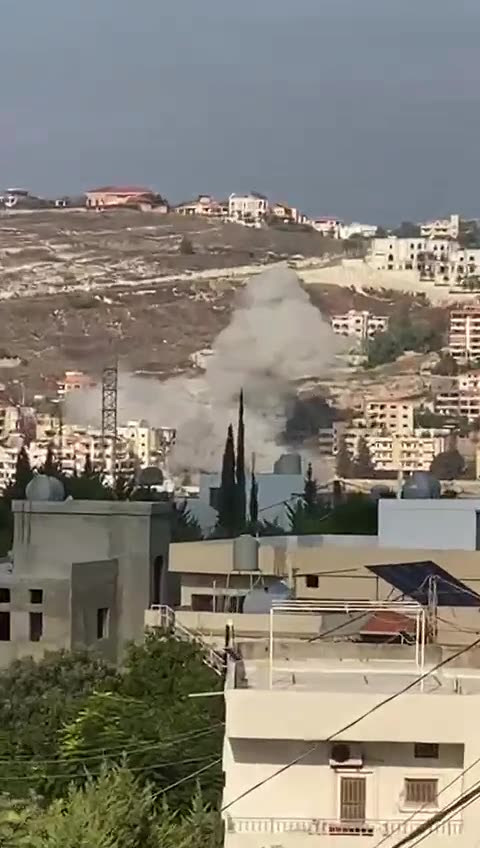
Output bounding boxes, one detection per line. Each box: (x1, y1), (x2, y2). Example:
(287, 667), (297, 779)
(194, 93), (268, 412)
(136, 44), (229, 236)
(312, 218), (342, 238)
(339, 222), (377, 240)
(368, 237), (480, 283)
(420, 214), (460, 240)
(337, 427), (447, 473)
(229, 193), (268, 222)
(331, 311), (389, 341)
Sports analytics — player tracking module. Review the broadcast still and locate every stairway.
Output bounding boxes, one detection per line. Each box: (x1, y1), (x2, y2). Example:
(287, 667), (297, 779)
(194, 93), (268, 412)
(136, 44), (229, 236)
(150, 605), (225, 676)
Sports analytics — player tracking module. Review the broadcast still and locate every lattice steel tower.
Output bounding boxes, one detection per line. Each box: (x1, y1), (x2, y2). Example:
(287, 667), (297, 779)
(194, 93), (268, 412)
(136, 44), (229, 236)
(101, 362), (118, 482)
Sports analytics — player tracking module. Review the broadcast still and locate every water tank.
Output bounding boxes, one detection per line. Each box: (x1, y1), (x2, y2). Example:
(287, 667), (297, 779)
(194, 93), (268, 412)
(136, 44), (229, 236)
(26, 475), (65, 502)
(273, 453), (302, 475)
(243, 580), (293, 614)
(233, 534), (259, 571)
(402, 471), (441, 499)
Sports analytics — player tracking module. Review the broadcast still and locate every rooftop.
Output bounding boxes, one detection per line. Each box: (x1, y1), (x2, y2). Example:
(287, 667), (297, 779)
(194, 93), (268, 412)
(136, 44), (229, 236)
(87, 186), (154, 195)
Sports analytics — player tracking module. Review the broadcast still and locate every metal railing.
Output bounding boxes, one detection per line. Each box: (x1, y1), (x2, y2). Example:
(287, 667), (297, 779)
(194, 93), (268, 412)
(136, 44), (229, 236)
(149, 605), (225, 676)
(226, 816), (463, 837)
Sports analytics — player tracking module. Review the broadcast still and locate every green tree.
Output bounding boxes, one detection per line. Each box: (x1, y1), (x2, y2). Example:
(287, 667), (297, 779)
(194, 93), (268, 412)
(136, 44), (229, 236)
(7, 447), (33, 500)
(248, 469), (259, 531)
(335, 435), (353, 478)
(375, 226), (388, 237)
(42, 444), (60, 477)
(353, 436), (376, 478)
(217, 424), (236, 537)
(433, 354), (458, 376)
(236, 390), (246, 533)
(303, 462), (318, 517)
(393, 221), (421, 238)
(179, 236), (195, 255)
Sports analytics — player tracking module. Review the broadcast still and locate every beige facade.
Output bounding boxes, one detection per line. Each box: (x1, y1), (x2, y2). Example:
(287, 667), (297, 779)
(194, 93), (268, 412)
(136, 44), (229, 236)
(85, 186), (157, 209)
(369, 237), (480, 283)
(228, 193), (268, 222)
(365, 401), (414, 434)
(420, 213), (460, 240)
(449, 308), (480, 361)
(175, 195), (228, 217)
(330, 310), (388, 341)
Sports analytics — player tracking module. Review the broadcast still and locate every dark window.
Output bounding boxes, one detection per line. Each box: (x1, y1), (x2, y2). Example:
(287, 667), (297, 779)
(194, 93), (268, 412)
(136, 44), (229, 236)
(191, 594), (213, 612)
(414, 743), (439, 759)
(306, 575), (319, 588)
(29, 589), (43, 604)
(29, 612), (43, 642)
(405, 778), (438, 806)
(96, 608), (110, 639)
(0, 588), (10, 603)
(209, 487), (221, 510)
(0, 611), (10, 641)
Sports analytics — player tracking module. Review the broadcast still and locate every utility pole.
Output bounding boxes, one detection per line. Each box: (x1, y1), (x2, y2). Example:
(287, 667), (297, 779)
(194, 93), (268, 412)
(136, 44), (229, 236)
(101, 362), (118, 483)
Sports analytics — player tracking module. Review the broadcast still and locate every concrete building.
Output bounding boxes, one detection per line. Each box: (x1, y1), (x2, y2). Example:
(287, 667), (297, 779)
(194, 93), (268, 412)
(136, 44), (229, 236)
(435, 389), (480, 422)
(311, 218), (342, 238)
(338, 429), (447, 474)
(270, 202), (308, 224)
(85, 186), (162, 210)
(420, 213), (460, 240)
(368, 237), (480, 284)
(331, 310), (389, 341)
(174, 195), (228, 217)
(339, 222), (377, 240)
(364, 401), (414, 434)
(57, 370), (96, 396)
(228, 193), (268, 222)
(0, 498), (171, 667)
(449, 307), (480, 362)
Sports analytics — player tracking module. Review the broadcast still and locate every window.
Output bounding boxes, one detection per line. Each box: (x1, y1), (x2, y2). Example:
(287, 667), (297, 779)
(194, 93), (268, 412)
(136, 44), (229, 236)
(405, 778), (438, 806)
(29, 589), (43, 604)
(29, 612), (43, 642)
(96, 608), (110, 640)
(0, 611), (10, 641)
(191, 594), (213, 612)
(340, 776), (366, 822)
(414, 743), (439, 759)
(0, 588), (10, 603)
(306, 575), (319, 588)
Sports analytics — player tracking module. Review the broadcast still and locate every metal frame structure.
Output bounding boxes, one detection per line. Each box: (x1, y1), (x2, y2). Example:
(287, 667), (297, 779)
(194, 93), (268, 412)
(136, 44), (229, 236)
(268, 599), (427, 690)
(101, 363), (118, 482)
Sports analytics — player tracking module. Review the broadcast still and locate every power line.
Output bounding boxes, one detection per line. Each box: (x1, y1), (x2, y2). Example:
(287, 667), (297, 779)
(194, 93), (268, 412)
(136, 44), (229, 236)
(221, 633), (480, 814)
(0, 722), (225, 767)
(153, 757), (222, 799)
(372, 754), (480, 848)
(391, 775), (480, 848)
(0, 754), (220, 783)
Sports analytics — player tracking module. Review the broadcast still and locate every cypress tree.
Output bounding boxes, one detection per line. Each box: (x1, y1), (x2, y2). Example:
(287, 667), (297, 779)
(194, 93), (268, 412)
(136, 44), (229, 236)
(11, 447), (33, 499)
(236, 389), (246, 533)
(249, 453), (259, 531)
(303, 462), (318, 516)
(354, 436), (376, 479)
(336, 435), (353, 478)
(218, 424), (236, 537)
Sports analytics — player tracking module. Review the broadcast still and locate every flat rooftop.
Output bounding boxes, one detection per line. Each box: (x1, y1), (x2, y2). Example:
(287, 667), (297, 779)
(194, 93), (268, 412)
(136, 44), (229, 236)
(243, 659), (480, 695)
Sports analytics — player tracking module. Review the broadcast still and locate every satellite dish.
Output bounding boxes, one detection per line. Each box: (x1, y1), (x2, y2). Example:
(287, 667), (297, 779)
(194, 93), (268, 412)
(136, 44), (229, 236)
(402, 471), (441, 500)
(243, 580), (293, 614)
(25, 474), (65, 502)
(138, 466), (164, 487)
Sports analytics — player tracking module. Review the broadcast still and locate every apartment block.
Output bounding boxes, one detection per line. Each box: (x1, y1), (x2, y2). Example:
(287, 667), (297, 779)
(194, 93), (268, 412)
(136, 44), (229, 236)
(368, 237), (480, 283)
(331, 310), (389, 341)
(311, 218), (342, 238)
(228, 193), (268, 222)
(420, 213), (460, 240)
(449, 307), (480, 361)
(365, 400), (414, 434)
(435, 390), (480, 422)
(337, 428), (447, 474)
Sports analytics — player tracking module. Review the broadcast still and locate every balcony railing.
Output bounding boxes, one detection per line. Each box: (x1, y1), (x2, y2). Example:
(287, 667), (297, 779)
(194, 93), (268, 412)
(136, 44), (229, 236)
(226, 817), (463, 838)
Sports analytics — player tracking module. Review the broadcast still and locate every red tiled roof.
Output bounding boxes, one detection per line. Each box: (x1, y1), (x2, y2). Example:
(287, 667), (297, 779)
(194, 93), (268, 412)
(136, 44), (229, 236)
(87, 186), (154, 196)
(360, 611), (416, 635)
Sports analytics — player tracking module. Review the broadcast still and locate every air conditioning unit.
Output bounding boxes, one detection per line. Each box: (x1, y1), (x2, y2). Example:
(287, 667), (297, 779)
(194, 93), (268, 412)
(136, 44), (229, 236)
(329, 742), (363, 768)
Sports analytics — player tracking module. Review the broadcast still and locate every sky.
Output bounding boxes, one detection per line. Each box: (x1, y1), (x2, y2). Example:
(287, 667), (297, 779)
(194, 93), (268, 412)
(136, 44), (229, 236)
(2, 0), (480, 223)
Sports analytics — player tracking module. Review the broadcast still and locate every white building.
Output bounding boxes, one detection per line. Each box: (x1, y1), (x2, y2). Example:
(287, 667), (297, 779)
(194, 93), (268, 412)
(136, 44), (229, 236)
(420, 213), (460, 240)
(228, 193), (268, 222)
(364, 401), (414, 434)
(339, 222), (377, 240)
(368, 238), (480, 283)
(311, 218), (342, 238)
(174, 195), (228, 217)
(337, 427), (448, 474)
(331, 311), (389, 341)
(223, 605), (476, 848)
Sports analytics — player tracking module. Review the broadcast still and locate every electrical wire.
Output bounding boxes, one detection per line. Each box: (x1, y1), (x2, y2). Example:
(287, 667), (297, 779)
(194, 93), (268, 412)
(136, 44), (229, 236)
(0, 754), (221, 783)
(391, 775), (480, 848)
(153, 757), (222, 799)
(220, 632), (480, 814)
(0, 722), (225, 767)
(372, 754), (480, 848)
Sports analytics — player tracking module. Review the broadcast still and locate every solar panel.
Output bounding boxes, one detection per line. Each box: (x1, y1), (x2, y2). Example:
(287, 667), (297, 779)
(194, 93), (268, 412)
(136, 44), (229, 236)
(368, 560), (480, 607)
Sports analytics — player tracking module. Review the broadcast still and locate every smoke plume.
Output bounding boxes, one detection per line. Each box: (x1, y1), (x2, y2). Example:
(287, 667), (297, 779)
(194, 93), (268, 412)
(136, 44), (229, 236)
(66, 264), (345, 472)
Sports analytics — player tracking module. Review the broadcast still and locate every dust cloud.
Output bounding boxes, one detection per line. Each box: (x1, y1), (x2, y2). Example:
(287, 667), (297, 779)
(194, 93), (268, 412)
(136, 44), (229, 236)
(66, 264), (345, 472)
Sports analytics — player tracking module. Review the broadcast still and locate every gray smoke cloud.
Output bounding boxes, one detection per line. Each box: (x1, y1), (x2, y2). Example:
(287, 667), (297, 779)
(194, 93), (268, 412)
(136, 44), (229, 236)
(66, 264), (345, 472)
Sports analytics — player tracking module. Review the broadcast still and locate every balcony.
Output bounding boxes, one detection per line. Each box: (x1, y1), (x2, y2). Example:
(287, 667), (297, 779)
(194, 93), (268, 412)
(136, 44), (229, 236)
(226, 817), (463, 838)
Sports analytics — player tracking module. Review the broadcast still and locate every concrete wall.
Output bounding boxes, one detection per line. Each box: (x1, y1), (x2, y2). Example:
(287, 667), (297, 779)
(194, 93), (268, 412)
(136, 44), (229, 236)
(71, 559), (118, 663)
(378, 499), (480, 550)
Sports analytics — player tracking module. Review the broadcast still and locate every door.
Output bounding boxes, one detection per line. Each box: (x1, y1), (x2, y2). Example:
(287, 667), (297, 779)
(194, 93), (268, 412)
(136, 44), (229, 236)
(340, 776), (366, 823)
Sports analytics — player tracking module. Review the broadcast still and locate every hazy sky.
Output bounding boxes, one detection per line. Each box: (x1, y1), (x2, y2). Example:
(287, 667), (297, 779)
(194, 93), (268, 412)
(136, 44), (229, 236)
(2, 0), (480, 223)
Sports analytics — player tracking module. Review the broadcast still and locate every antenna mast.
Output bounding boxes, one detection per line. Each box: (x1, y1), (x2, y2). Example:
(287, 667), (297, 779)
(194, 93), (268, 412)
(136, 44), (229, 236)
(101, 361), (118, 483)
